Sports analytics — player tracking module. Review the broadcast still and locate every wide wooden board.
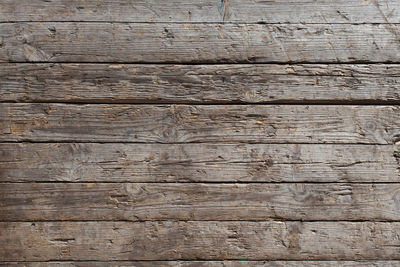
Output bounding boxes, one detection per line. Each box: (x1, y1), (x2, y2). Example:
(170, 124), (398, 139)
(2, 64), (400, 104)
(0, 143), (398, 182)
(2, 221), (400, 261)
(2, 23), (400, 63)
(1, 104), (399, 144)
(1, 0), (399, 23)
(2, 183), (400, 221)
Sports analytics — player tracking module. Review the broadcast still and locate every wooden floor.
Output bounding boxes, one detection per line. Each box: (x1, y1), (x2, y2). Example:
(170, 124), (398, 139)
(2, 0), (400, 266)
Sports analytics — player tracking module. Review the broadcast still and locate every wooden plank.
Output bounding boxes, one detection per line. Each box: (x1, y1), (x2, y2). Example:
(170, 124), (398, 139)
(2, 23), (400, 63)
(2, 221), (400, 260)
(0, 143), (397, 183)
(3, 64), (400, 104)
(2, 183), (400, 221)
(2, 261), (400, 267)
(1, 104), (399, 144)
(1, 0), (399, 23)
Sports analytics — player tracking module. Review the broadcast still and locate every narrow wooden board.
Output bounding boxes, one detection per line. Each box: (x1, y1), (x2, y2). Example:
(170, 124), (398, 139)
(1, 0), (399, 23)
(2, 183), (400, 221)
(2, 221), (400, 261)
(1, 104), (399, 144)
(3, 64), (400, 104)
(2, 23), (400, 63)
(2, 261), (400, 267)
(1, 143), (398, 183)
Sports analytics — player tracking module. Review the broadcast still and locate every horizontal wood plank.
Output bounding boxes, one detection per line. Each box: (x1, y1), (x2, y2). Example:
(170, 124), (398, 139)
(2, 261), (400, 267)
(1, 0), (399, 23)
(3, 64), (400, 104)
(2, 183), (400, 221)
(1, 104), (399, 144)
(2, 221), (400, 260)
(2, 23), (400, 63)
(0, 143), (398, 183)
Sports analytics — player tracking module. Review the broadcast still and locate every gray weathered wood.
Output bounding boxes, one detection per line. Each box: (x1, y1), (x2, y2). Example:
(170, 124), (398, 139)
(2, 261), (400, 267)
(3, 64), (400, 104)
(2, 23), (400, 63)
(1, 0), (399, 23)
(1, 143), (398, 182)
(1, 104), (399, 144)
(2, 221), (400, 260)
(2, 183), (400, 221)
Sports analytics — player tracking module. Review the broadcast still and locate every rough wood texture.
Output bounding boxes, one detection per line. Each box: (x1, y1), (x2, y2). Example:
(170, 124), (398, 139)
(1, 143), (398, 183)
(1, 0), (399, 23)
(2, 221), (400, 261)
(2, 183), (400, 221)
(3, 64), (400, 104)
(2, 261), (400, 267)
(1, 104), (399, 144)
(2, 23), (400, 63)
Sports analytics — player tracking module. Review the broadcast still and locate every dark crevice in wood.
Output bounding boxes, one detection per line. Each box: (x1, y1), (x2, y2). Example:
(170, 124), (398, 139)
(0, 142), (391, 146)
(3, 21), (400, 25)
(4, 219), (400, 223)
(0, 141), (392, 145)
(1, 181), (399, 184)
(2, 100), (400, 105)
(7, 61), (400, 65)
(5, 260), (400, 263)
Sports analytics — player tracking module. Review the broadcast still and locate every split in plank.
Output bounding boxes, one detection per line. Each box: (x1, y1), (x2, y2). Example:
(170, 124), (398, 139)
(2, 183), (400, 221)
(2, 221), (400, 261)
(1, 0), (399, 24)
(2, 23), (400, 63)
(3, 64), (400, 104)
(0, 143), (398, 183)
(1, 104), (399, 144)
(2, 261), (400, 267)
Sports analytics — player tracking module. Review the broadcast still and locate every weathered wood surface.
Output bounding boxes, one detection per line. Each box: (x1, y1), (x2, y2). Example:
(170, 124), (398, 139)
(1, 0), (399, 23)
(2, 183), (400, 221)
(1, 104), (399, 144)
(3, 64), (400, 104)
(2, 221), (400, 261)
(2, 261), (400, 267)
(2, 23), (400, 63)
(1, 143), (398, 183)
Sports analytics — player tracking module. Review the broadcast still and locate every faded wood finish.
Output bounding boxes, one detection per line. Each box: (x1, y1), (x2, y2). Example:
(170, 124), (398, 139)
(2, 23), (400, 63)
(3, 183), (400, 221)
(2, 221), (400, 261)
(3, 64), (400, 104)
(1, 104), (399, 144)
(1, 0), (399, 23)
(3, 261), (400, 267)
(2, 0), (400, 264)
(0, 143), (398, 183)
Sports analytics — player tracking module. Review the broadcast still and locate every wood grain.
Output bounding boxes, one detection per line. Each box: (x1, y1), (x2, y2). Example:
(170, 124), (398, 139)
(1, 0), (399, 23)
(1, 104), (399, 144)
(0, 143), (398, 183)
(2, 183), (400, 221)
(2, 221), (400, 261)
(2, 261), (400, 267)
(3, 64), (400, 104)
(2, 23), (400, 63)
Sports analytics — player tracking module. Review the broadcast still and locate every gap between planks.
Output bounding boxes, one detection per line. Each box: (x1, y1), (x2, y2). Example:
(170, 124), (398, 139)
(7, 61), (400, 65)
(3, 101), (400, 105)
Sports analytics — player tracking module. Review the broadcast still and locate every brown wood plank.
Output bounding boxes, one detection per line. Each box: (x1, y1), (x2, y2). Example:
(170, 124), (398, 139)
(2, 221), (400, 261)
(2, 23), (400, 63)
(2, 261), (400, 266)
(1, 0), (399, 23)
(1, 104), (399, 144)
(2, 183), (400, 221)
(0, 143), (397, 183)
(2, 64), (400, 104)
